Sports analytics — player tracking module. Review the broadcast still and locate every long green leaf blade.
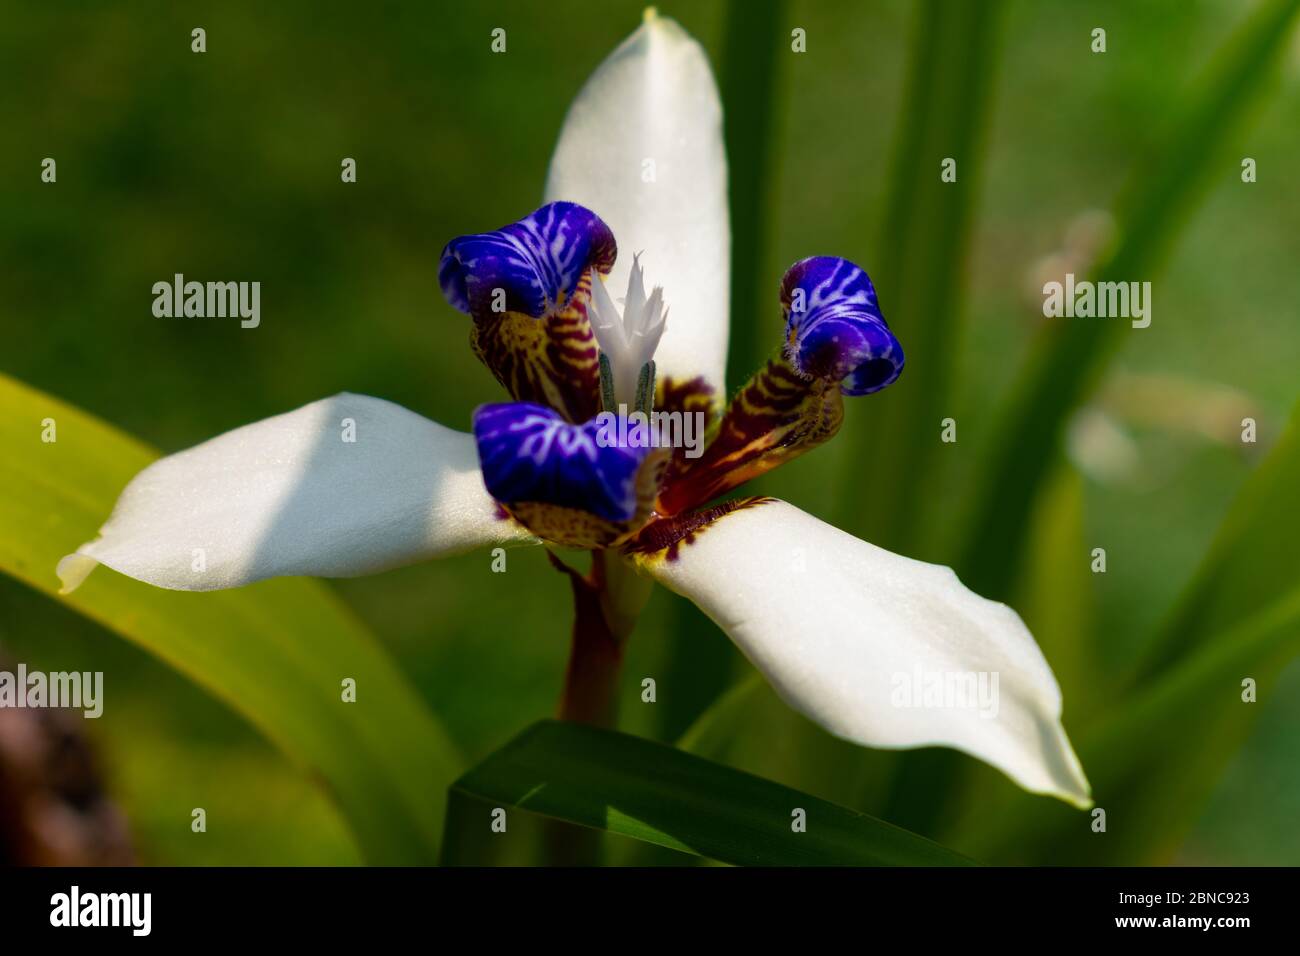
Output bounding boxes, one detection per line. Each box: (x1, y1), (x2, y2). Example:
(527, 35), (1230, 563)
(722, 0), (786, 386)
(836, 0), (1003, 551)
(442, 720), (974, 866)
(957, 0), (1300, 600)
(0, 374), (462, 864)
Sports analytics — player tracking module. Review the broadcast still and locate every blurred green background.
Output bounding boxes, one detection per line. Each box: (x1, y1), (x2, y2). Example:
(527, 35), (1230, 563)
(2, 0), (1298, 864)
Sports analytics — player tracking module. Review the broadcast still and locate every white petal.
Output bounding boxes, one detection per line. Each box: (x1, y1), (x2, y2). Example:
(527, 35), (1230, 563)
(638, 500), (1092, 807)
(58, 393), (536, 593)
(545, 11), (729, 398)
(624, 254), (651, 338)
(588, 270), (629, 354)
(633, 287), (667, 366)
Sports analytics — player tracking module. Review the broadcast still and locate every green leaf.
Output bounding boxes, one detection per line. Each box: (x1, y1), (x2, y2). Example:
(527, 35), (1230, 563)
(836, 0), (1004, 552)
(441, 720), (975, 866)
(722, 0), (786, 387)
(956, 0), (1300, 602)
(1014, 464), (1104, 721)
(0, 374), (462, 864)
(676, 671), (766, 755)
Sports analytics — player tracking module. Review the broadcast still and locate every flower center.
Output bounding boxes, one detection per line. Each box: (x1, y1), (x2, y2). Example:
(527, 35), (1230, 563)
(588, 254), (668, 408)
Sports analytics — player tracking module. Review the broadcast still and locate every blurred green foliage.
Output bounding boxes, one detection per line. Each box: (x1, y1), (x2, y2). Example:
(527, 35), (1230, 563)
(2, 0), (1298, 864)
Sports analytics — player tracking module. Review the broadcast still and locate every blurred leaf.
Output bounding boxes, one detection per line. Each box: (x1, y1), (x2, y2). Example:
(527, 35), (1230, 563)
(961, 591), (1300, 865)
(836, 0), (1003, 552)
(676, 671), (766, 754)
(657, 600), (743, 744)
(677, 671), (898, 814)
(1139, 403), (1300, 677)
(722, 0), (786, 385)
(0, 573), (365, 865)
(957, 0), (1300, 602)
(1014, 463), (1102, 719)
(108, 718), (364, 866)
(957, 397), (1300, 863)
(0, 374), (462, 864)
(1090, 396), (1300, 860)
(441, 720), (973, 866)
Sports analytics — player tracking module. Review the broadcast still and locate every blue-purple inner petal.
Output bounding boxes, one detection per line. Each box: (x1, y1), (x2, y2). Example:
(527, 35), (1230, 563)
(439, 201), (615, 319)
(780, 255), (903, 394)
(473, 402), (648, 523)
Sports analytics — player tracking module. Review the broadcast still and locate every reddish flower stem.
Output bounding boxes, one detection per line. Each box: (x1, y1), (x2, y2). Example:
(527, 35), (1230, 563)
(550, 551), (626, 727)
(545, 551), (638, 866)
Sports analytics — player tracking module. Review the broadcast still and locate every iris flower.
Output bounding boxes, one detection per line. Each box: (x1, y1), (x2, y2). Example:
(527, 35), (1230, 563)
(57, 12), (1090, 808)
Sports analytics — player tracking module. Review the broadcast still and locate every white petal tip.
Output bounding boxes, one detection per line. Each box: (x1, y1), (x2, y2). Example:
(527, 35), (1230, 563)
(56, 552), (98, 595)
(1032, 714), (1093, 809)
(970, 712), (1091, 809)
(1038, 774), (1093, 811)
(545, 8), (728, 397)
(640, 8), (688, 42)
(1053, 785), (1095, 811)
(1048, 748), (1093, 810)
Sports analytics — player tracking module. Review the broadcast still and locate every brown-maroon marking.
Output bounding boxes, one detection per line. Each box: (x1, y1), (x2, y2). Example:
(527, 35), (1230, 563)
(623, 496), (775, 562)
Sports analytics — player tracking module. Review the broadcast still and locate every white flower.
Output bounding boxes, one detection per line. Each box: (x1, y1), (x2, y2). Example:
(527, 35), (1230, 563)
(58, 12), (1090, 809)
